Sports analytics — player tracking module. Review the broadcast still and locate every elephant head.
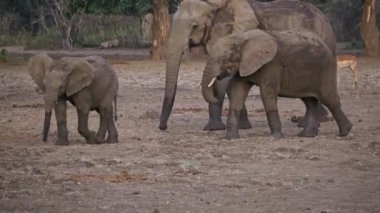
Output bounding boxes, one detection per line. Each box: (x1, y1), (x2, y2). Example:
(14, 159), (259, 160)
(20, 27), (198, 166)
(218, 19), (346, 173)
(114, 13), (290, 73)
(28, 53), (54, 92)
(202, 29), (277, 103)
(42, 58), (95, 141)
(159, 0), (259, 130)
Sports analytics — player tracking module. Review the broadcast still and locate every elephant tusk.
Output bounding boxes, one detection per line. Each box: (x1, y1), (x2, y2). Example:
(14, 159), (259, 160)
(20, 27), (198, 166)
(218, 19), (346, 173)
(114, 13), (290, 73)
(208, 77), (217, 88)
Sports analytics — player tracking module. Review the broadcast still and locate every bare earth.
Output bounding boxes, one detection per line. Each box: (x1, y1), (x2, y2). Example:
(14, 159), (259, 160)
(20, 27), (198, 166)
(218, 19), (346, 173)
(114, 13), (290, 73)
(0, 55), (379, 213)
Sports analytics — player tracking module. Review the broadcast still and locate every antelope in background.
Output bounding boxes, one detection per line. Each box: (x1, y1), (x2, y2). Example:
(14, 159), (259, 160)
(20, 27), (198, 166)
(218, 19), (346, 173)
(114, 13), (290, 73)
(336, 54), (358, 88)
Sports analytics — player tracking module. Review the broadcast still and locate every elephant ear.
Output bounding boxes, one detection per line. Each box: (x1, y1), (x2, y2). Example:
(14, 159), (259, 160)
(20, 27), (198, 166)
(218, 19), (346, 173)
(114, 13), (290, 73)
(229, 0), (259, 33)
(239, 30), (278, 77)
(65, 58), (95, 97)
(28, 53), (53, 92)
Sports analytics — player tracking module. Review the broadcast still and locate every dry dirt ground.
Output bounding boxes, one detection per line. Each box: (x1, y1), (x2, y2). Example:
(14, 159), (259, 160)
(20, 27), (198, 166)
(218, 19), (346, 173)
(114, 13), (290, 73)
(0, 54), (379, 212)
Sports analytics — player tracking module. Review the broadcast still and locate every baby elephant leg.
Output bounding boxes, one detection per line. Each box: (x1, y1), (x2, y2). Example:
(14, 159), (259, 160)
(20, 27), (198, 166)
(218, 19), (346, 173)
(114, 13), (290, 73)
(95, 105), (113, 144)
(106, 105), (118, 143)
(319, 93), (352, 137)
(297, 102), (328, 127)
(54, 99), (69, 145)
(204, 77), (252, 131)
(260, 82), (283, 139)
(298, 97), (320, 137)
(77, 108), (96, 144)
(226, 78), (252, 140)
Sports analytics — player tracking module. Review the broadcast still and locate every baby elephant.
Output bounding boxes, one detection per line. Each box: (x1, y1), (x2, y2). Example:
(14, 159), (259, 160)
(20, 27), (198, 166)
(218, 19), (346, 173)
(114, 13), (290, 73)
(28, 53), (119, 145)
(202, 29), (352, 139)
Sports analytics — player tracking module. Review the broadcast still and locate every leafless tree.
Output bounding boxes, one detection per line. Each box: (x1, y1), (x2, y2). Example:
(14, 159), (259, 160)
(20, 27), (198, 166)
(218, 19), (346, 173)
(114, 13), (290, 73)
(151, 0), (170, 60)
(361, 0), (380, 57)
(43, 0), (84, 49)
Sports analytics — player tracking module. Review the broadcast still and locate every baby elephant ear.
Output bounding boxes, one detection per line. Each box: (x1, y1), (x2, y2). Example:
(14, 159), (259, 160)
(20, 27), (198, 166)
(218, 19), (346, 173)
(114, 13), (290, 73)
(239, 30), (278, 77)
(66, 58), (95, 97)
(28, 53), (53, 92)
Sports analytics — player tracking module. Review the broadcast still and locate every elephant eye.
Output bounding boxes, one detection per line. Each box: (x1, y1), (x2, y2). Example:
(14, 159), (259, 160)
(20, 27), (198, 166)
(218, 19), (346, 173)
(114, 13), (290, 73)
(192, 24), (199, 30)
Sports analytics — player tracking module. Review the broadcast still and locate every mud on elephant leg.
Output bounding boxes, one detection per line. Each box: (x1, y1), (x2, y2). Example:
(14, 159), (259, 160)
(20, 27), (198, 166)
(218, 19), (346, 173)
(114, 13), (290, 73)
(298, 97), (320, 137)
(77, 109), (96, 144)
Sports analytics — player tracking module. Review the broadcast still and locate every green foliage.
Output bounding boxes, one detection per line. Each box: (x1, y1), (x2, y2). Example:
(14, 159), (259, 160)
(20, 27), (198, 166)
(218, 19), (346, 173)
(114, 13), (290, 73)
(0, 49), (8, 63)
(23, 28), (63, 49)
(0, 0), (375, 50)
(65, 0), (179, 16)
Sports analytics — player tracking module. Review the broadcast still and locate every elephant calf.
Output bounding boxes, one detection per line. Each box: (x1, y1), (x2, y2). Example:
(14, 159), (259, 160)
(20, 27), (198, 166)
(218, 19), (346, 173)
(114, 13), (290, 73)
(202, 29), (353, 139)
(28, 53), (119, 145)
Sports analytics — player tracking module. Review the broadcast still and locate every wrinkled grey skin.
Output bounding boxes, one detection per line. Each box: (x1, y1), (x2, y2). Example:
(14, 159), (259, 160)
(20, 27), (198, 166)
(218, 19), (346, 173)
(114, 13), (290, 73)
(28, 54), (119, 145)
(159, 0), (335, 131)
(202, 29), (352, 139)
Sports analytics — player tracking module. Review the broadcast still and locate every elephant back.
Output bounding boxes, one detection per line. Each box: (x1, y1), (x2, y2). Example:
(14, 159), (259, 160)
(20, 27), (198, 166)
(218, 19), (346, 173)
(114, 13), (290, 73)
(249, 0), (336, 54)
(271, 30), (335, 76)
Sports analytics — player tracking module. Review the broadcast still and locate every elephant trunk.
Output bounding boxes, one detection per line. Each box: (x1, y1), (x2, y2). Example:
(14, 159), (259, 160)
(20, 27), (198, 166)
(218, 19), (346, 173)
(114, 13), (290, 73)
(42, 92), (56, 142)
(159, 20), (193, 130)
(201, 58), (219, 104)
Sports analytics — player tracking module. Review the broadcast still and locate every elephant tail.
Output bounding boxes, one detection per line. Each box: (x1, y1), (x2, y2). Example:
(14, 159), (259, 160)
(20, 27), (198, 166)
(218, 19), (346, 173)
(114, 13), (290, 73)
(114, 95), (118, 122)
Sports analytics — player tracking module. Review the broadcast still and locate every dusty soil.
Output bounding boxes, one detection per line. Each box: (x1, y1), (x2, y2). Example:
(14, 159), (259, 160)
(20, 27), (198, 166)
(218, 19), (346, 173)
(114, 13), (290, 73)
(0, 54), (379, 212)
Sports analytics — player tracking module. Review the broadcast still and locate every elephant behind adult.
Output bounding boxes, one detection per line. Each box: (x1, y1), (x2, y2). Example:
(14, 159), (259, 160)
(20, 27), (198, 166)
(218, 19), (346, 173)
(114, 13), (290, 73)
(159, 0), (336, 131)
(201, 29), (352, 139)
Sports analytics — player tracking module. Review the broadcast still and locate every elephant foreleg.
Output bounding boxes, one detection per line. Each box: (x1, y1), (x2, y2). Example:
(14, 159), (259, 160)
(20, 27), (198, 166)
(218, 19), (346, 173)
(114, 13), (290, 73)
(54, 99), (69, 146)
(226, 78), (252, 139)
(204, 77), (252, 131)
(204, 100), (226, 131)
(259, 81), (284, 139)
(77, 109), (96, 144)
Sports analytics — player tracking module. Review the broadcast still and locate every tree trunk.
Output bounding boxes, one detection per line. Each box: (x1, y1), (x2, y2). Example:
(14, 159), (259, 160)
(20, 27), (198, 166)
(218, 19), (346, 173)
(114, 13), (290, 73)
(361, 0), (380, 57)
(151, 0), (170, 60)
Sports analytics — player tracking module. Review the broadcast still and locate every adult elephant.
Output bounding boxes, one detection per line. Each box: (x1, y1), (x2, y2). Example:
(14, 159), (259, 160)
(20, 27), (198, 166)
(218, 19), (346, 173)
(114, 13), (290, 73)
(159, 0), (335, 131)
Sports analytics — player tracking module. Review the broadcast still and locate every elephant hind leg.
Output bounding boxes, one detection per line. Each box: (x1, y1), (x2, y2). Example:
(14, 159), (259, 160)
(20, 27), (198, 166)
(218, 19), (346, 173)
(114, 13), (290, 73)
(298, 97), (320, 137)
(319, 94), (352, 137)
(77, 108), (96, 144)
(96, 104), (114, 144)
(106, 105), (118, 143)
(238, 105), (252, 130)
(297, 102), (329, 128)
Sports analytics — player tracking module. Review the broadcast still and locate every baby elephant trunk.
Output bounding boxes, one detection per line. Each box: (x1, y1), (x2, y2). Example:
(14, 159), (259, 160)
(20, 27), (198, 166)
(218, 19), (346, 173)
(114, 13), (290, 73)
(42, 111), (52, 142)
(201, 60), (219, 104)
